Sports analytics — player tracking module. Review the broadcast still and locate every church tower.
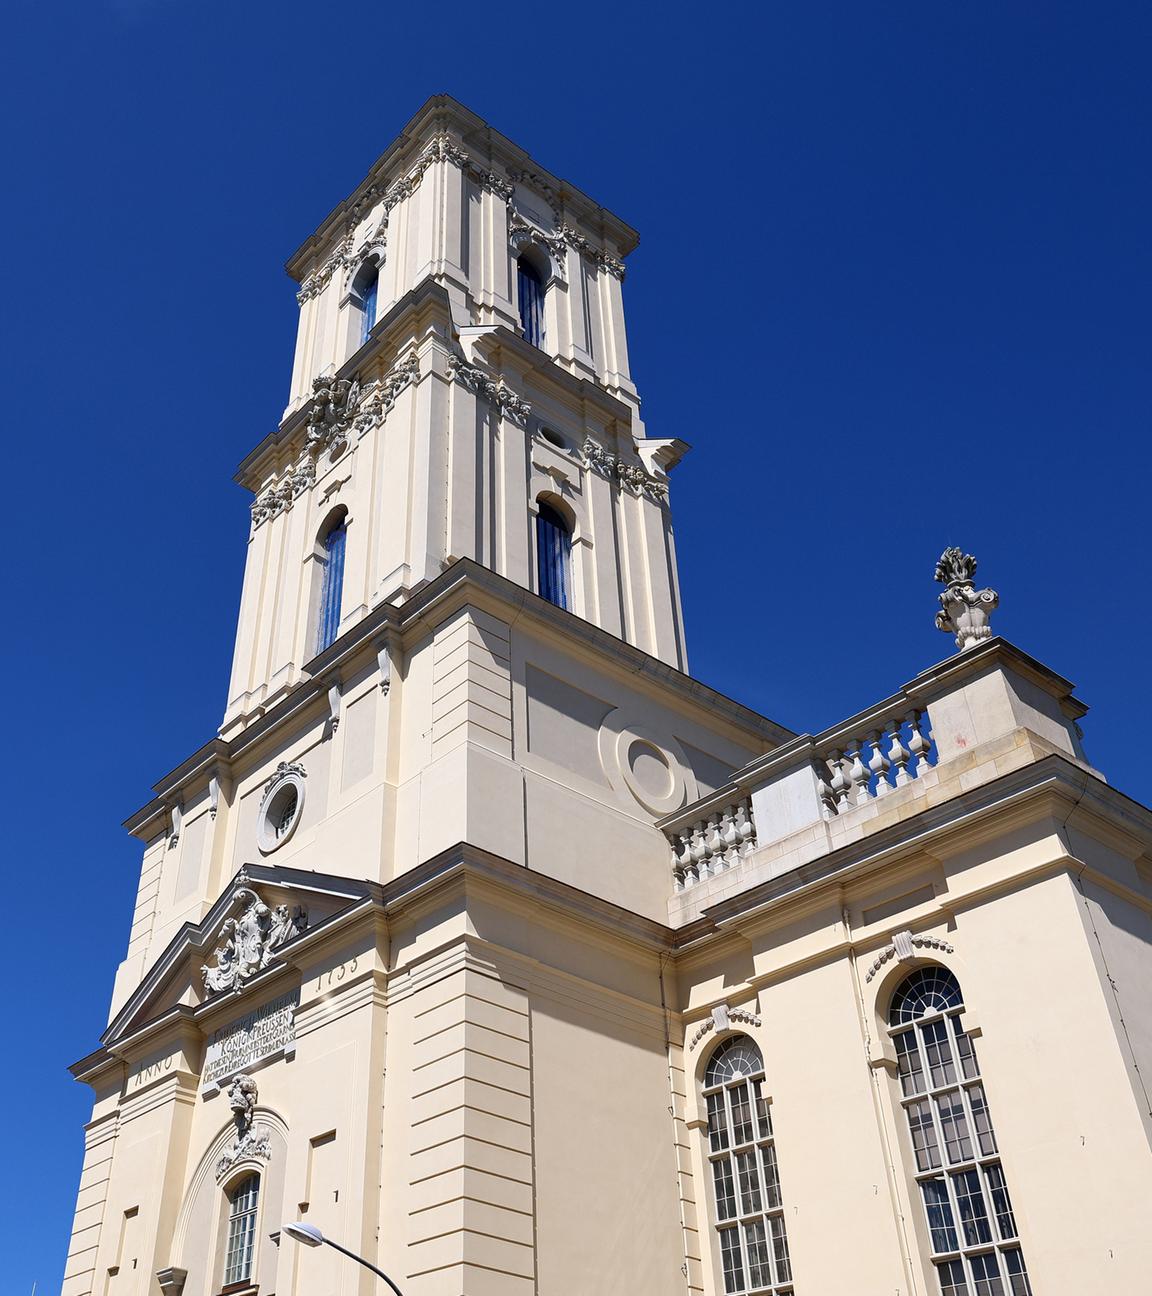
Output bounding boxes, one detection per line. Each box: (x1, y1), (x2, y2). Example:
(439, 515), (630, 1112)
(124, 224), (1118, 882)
(223, 95), (691, 744)
(63, 96), (787, 1296)
(63, 97), (1152, 1296)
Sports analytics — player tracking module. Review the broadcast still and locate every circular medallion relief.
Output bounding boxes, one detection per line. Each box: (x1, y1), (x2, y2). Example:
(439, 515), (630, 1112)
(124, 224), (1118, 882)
(597, 710), (698, 815)
(256, 762), (307, 854)
(627, 739), (675, 801)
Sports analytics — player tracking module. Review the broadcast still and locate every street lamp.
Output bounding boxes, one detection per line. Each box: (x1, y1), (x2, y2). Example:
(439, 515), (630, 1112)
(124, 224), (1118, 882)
(281, 1222), (405, 1296)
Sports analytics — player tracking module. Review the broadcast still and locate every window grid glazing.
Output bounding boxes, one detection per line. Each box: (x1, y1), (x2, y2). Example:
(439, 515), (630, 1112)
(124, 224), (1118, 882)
(889, 969), (1032, 1296)
(703, 1037), (794, 1295)
(223, 1173), (260, 1286)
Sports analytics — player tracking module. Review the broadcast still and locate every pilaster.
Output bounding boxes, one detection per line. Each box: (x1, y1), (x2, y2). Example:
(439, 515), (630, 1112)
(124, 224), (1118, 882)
(405, 959), (536, 1296)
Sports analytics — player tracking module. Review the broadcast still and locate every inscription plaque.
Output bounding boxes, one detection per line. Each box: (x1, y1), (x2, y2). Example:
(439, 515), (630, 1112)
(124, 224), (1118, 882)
(203, 990), (298, 1089)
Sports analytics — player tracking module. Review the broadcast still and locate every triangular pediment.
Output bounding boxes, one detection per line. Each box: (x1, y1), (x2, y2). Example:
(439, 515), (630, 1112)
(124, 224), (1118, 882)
(103, 864), (377, 1049)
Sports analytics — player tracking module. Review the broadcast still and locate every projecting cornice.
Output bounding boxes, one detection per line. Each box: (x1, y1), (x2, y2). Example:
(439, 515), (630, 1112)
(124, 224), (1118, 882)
(285, 94), (638, 290)
(677, 751), (1152, 944)
(90, 761), (1152, 1085)
(78, 843), (677, 1081)
(233, 280), (647, 491)
(124, 559), (794, 841)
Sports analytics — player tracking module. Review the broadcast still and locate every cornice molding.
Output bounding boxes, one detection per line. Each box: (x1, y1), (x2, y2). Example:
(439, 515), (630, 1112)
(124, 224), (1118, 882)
(236, 282), (641, 489)
(286, 95), (638, 283)
(121, 560), (798, 839)
(691, 758), (1103, 938)
(296, 132), (515, 304)
(84, 844), (675, 1077)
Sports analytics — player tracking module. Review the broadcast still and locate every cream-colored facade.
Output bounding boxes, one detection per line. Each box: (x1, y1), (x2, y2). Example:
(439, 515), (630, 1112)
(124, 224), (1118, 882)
(63, 97), (1152, 1296)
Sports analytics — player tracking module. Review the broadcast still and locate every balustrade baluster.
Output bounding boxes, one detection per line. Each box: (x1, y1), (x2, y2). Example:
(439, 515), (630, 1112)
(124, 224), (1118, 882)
(868, 728), (890, 796)
(735, 799), (756, 856)
(705, 814), (724, 874)
(906, 708), (934, 774)
(815, 758), (838, 817)
(691, 823), (709, 880)
(828, 747), (850, 811)
(677, 831), (695, 887)
(720, 807), (739, 867)
(848, 741), (871, 805)
(887, 718), (911, 786)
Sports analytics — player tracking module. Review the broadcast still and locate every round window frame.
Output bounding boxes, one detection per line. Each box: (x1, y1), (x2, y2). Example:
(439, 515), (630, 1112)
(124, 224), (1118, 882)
(256, 770), (306, 855)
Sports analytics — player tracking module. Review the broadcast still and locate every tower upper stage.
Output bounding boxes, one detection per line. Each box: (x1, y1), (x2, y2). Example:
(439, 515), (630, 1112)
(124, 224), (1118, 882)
(224, 97), (690, 737)
(284, 94), (642, 417)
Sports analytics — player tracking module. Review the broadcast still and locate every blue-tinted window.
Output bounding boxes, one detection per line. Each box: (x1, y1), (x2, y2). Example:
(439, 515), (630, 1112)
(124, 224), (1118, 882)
(518, 256), (545, 348)
(535, 502), (569, 609)
(360, 270), (378, 346)
(316, 519), (346, 652)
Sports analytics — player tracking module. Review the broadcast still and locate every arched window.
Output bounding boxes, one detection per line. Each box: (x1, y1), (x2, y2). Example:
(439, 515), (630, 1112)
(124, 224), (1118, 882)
(535, 501), (570, 609)
(223, 1173), (260, 1286)
(517, 255), (545, 348)
(355, 263), (379, 347)
(702, 1035), (793, 1295)
(316, 514), (347, 653)
(888, 967), (1032, 1296)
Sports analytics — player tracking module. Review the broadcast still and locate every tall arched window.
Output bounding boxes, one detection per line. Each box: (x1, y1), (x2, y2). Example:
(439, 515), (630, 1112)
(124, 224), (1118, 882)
(223, 1173), (260, 1286)
(702, 1035), (793, 1295)
(517, 255), (545, 348)
(316, 514), (347, 653)
(360, 266), (378, 347)
(535, 501), (570, 609)
(888, 967), (1032, 1296)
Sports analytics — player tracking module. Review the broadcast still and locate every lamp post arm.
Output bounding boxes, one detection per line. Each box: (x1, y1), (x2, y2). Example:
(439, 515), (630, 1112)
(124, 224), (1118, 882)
(321, 1236), (405, 1296)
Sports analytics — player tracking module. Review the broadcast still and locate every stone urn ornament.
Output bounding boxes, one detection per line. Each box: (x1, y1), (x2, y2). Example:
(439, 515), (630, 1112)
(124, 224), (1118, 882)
(934, 548), (998, 651)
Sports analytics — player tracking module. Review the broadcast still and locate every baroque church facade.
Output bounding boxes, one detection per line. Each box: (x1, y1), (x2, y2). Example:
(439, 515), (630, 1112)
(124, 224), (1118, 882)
(63, 97), (1152, 1296)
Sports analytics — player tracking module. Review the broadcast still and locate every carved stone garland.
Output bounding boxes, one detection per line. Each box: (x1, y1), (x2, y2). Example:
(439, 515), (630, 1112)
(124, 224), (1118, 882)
(215, 1073), (272, 1181)
(297, 133), (515, 304)
(296, 134), (625, 309)
(505, 171), (625, 279)
(250, 353), (420, 528)
(201, 884), (309, 996)
(447, 354), (531, 423)
(581, 437), (667, 502)
(864, 930), (955, 983)
(688, 1002), (762, 1051)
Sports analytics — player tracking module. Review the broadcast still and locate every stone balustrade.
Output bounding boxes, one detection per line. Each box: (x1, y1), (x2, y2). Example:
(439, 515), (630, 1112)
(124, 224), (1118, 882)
(669, 797), (755, 890)
(663, 638), (1092, 894)
(812, 707), (936, 815)
(667, 707), (935, 891)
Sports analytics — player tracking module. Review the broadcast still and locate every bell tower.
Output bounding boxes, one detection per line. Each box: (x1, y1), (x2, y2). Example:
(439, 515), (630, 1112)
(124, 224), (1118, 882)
(222, 95), (689, 739)
(61, 97), (789, 1296)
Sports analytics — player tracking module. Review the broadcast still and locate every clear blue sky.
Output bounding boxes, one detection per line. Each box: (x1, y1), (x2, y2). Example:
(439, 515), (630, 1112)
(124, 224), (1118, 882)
(4, 2), (1149, 1289)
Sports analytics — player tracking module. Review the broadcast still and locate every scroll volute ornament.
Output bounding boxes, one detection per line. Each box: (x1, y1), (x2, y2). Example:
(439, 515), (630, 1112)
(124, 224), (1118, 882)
(934, 547), (999, 651)
(201, 886), (309, 996)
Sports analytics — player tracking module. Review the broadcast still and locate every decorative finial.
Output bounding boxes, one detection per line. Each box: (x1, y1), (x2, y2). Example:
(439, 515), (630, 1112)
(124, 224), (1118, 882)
(934, 547), (998, 651)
